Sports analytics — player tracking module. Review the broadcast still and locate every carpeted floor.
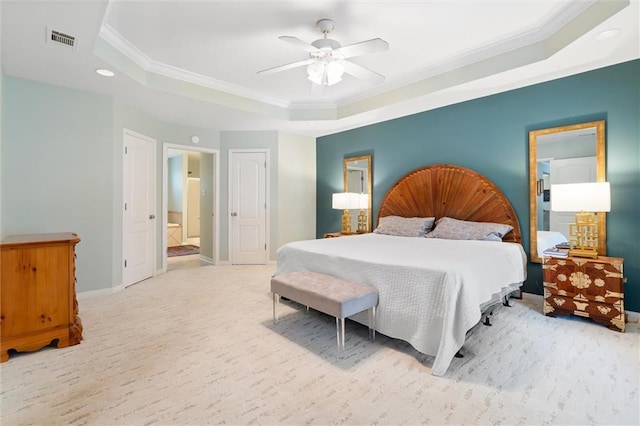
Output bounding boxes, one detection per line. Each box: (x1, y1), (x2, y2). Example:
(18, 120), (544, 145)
(1, 265), (638, 425)
(167, 244), (199, 257)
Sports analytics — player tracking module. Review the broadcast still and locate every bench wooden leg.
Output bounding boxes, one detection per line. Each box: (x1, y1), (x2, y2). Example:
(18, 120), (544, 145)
(336, 317), (345, 350)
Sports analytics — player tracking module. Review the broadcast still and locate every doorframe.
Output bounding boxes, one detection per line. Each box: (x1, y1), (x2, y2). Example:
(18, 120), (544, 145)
(228, 149), (270, 265)
(122, 128), (157, 286)
(163, 143), (220, 271)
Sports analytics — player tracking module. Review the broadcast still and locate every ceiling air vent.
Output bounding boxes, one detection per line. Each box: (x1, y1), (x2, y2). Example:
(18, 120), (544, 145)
(46, 27), (77, 50)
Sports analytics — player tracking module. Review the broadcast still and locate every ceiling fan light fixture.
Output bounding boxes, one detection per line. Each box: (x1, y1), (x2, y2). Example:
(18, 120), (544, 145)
(307, 60), (344, 86)
(326, 61), (344, 85)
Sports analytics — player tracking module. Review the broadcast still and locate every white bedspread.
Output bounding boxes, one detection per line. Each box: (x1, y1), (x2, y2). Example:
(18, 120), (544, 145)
(275, 233), (527, 375)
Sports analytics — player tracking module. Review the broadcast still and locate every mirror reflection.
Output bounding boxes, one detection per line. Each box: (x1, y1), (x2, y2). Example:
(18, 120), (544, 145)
(344, 155), (372, 233)
(529, 120), (606, 263)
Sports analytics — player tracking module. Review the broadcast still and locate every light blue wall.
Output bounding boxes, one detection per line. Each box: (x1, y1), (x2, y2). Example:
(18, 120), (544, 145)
(168, 155), (184, 212)
(199, 153), (214, 260)
(2, 76), (115, 292)
(317, 59), (640, 311)
(1, 74), (316, 292)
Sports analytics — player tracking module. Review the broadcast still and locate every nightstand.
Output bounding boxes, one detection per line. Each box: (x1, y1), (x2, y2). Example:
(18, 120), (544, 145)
(323, 232), (368, 238)
(324, 232), (350, 238)
(542, 255), (625, 332)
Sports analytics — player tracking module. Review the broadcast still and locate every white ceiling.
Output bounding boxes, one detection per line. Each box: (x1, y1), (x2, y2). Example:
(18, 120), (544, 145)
(2, 0), (638, 138)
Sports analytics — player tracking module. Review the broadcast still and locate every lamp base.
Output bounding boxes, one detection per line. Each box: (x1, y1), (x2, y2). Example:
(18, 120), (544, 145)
(357, 209), (368, 233)
(568, 248), (599, 259)
(340, 209), (352, 234)
(568, 211), (600, 259)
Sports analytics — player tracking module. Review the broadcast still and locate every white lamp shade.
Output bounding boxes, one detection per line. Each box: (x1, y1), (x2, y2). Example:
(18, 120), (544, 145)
(551, 182), (611, 212)
(357, 193), (369, 209)
(332, 192), (359, 210)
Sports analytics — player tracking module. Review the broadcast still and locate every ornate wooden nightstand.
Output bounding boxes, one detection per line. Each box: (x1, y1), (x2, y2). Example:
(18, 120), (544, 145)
(323, 232), (368, 238)
(542, 255), (625, 332)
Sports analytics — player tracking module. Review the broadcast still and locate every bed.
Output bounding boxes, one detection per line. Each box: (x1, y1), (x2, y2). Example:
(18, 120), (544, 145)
(274, 164), (527, 375)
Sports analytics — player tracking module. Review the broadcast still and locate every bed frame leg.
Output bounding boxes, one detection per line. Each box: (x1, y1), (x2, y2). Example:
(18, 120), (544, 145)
(503, 295), (512, 307)
(482, 310), (493, 326)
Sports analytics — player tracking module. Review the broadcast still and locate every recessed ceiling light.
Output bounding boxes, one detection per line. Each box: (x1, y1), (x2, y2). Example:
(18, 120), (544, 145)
(595, 29), (621, 41)
(95, 68), (115, 77)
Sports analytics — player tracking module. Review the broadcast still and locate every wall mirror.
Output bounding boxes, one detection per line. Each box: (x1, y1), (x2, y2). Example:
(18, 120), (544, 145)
(529, 120), (606, 263)
(344, 155), (372, 233)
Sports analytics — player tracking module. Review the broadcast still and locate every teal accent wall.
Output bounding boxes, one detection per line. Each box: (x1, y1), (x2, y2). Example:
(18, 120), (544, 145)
(317, 59), (640, 311)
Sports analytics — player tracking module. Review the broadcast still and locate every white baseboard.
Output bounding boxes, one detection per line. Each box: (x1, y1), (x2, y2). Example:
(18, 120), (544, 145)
(78, 284), (124, 300)
(199, 254), (214, 264)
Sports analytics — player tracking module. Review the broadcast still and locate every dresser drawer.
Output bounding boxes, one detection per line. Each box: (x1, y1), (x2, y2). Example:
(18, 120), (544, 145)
(542, 255), (625, 332)
(543, 291), (625, 332)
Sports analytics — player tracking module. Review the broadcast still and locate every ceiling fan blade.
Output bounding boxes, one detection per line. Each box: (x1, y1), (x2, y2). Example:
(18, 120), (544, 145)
(336, 38), (389, 59)
(257, 58), (315, 76)
(278, 36), (318, 52)
(342, 60), (386, 85)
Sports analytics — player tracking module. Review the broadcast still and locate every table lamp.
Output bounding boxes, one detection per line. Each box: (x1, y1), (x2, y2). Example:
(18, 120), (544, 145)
(551, 182), (610, 258)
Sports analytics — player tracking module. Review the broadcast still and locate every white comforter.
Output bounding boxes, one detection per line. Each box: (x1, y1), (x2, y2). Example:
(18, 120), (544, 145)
(274, 233), (527, 376)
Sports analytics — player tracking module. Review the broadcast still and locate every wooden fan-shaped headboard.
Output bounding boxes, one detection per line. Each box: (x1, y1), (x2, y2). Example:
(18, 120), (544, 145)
(378, 164), (522, 243)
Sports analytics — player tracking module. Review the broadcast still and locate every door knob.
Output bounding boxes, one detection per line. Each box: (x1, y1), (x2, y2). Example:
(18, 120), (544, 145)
(149, 214), (156, 219)
(231, 212), (238, 217)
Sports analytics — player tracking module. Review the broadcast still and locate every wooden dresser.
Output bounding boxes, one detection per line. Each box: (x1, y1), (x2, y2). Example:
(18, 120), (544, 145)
(542, 255), (625, 332)
(1, 232), (83, 362)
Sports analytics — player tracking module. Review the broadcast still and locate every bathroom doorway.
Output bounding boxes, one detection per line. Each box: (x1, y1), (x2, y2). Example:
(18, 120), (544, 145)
(163, 144), (219, 272)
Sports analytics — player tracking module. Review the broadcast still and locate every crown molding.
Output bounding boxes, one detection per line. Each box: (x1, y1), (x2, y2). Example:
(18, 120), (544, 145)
(98, 23), (290, 109)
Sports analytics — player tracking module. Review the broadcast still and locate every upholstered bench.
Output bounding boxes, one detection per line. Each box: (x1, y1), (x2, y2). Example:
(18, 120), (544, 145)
(271, 271), (379, 349)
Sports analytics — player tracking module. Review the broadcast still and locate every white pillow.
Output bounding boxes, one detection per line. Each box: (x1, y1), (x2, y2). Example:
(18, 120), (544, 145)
(425, 217), (513, 241)
(374, 216), (436, 237)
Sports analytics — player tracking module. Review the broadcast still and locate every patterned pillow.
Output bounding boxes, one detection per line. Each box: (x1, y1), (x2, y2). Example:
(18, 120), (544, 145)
(374, 216), (436, 237)
(425, 217), (513, 241)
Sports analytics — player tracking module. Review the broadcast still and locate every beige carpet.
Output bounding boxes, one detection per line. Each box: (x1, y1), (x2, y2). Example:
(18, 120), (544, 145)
(1, 265), (638, 425)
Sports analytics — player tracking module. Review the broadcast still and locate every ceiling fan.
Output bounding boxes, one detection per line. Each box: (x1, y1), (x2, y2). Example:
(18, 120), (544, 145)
(257, 19), (389, 87)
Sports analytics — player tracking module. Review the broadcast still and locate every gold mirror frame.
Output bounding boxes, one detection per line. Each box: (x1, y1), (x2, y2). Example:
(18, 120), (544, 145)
(344, 155), (372, 232)
(529, 120), (606, 263)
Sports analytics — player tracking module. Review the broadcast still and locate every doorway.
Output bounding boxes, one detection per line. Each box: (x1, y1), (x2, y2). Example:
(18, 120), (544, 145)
(163, 144), (219, 272)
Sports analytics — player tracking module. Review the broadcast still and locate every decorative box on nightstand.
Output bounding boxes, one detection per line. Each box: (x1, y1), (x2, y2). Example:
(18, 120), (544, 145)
(542, 255), (625, 332)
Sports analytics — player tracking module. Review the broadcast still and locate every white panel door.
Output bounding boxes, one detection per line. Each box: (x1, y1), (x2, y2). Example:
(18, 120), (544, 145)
(123, 130), (156, 287)
(230, 151), (267, 264)
(549, 156), (597, 240)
